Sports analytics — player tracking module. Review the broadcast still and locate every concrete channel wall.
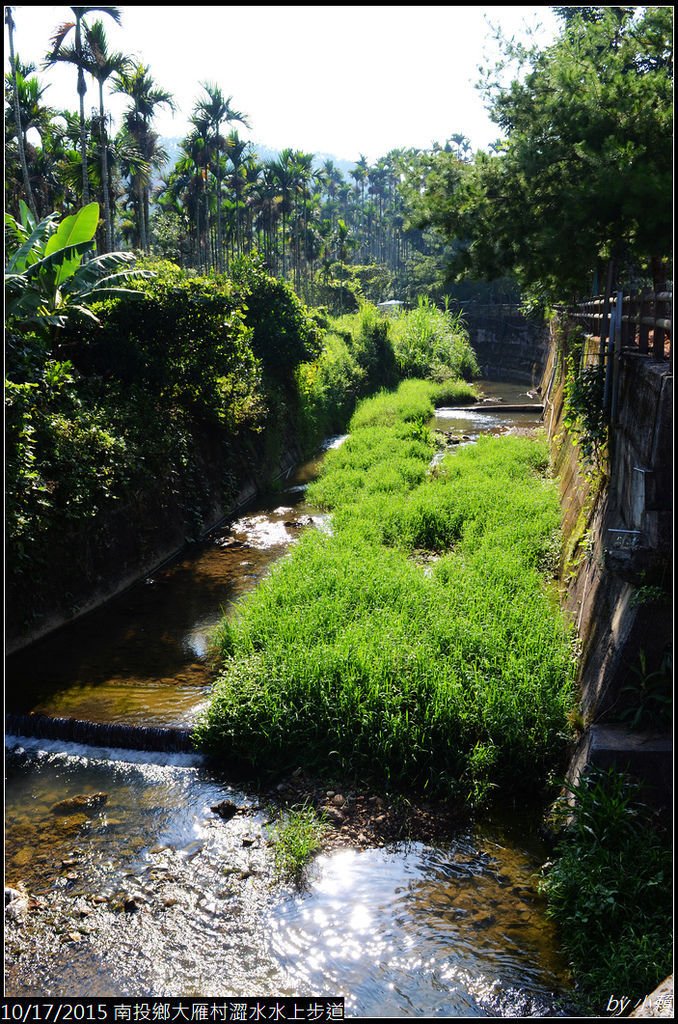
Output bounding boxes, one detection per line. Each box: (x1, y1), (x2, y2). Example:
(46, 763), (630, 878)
(461, 304), (671, 800)
(540, 327), (673, 808)
(463, 304), (550, 384)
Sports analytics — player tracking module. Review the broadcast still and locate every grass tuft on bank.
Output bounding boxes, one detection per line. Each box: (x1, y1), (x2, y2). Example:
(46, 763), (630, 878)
(196, 380), (576, 802)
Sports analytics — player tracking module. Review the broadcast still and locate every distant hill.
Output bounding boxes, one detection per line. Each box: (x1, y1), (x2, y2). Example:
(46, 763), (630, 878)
(159, 137), (357, 179)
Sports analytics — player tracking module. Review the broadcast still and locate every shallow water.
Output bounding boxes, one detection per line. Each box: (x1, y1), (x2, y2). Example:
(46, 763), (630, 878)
(5, 740), (571, 1012)
(432, 379), (543, 440)
(4, 383), (574, 1011)
(5, 445), (338, 730)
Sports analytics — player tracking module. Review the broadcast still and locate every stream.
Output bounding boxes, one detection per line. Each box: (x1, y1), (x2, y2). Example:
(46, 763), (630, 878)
(4, 381), (575, 1014)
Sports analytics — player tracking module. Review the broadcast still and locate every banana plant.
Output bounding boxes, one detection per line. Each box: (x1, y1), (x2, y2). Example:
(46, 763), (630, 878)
(5, 199), (152, 333)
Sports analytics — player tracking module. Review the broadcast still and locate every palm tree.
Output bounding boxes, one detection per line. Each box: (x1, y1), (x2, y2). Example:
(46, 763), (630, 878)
(113, 62), (174, 252)
(194, 84), (249, 272)
(267, 149), (298, 280)
(291, 150), (315, 289)
(350, 154), (369, 258)
(45, 6), (122, 205)
(5, 7), (37, 216)
(223, 130), (250, 259)
(80, 19), (131, 250)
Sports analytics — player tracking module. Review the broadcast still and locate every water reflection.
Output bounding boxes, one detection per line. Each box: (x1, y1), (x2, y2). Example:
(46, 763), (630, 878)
(5, 743), (571, 1012)
(271, 839), (570, 1017)
(4, 442), (343, 730)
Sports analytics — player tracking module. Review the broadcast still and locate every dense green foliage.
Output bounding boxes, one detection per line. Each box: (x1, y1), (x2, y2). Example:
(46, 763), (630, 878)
(4, 247), (327, 634)
(389, 296), (479, 382)
(408, 6), (673, 303)
(540, 769), (673, 1012)
(293, 299), (477, 450)
(196, 381), (575, 801)
(72, 259), (264, 429)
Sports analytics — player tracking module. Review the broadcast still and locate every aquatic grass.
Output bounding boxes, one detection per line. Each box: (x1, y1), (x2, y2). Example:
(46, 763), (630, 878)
(196, 380), (577, 800)
(389, 297), (480, 382)
(348, 379), (439, 430)
(269, 804), (329, 885)
(431, 379), (478, 406)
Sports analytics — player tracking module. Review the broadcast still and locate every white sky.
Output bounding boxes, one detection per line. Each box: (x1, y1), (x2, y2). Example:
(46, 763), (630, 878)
(6, 5), (561, 164)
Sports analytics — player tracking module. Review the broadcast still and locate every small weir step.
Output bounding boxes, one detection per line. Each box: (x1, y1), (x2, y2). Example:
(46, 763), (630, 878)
(445, 403), (544, 413)
(5, 712), (195, 753)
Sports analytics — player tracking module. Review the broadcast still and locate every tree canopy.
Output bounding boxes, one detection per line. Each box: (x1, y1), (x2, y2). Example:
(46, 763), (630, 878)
(407, 6), (673, 304)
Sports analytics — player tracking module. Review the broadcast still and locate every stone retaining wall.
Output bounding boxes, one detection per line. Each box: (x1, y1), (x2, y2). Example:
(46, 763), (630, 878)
(462, 305), (550, 383)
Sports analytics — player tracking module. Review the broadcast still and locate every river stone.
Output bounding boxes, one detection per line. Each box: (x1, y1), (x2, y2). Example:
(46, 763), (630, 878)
(211, 800), (237, 820)
(6, 891), (29, 923)
(51, 793), (108, 816)
(5, 886), (26, 906)
(55, 815), (89, 831)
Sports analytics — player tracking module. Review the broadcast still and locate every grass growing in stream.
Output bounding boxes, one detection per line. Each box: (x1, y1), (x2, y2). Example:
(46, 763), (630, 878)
(196, 379), (576, 802)
(269, 805), (329, 885)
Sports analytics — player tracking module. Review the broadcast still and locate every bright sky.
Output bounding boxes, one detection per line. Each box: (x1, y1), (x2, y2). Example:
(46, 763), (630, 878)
(6, 5), (561, 164)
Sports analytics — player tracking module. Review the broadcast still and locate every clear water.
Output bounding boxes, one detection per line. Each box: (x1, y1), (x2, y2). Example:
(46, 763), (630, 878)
(5, 740), (571, 1012)
(5, 385), (573, 1011)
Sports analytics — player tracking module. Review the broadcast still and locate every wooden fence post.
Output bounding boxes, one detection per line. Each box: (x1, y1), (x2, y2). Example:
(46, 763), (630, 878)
(610, 290), (624, 423)
(638, 290), (652, 354)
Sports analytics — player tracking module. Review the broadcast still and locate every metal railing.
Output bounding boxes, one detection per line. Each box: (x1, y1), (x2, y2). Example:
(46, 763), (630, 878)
(567, 286), (672, 425)
(569, 288), (672, 364)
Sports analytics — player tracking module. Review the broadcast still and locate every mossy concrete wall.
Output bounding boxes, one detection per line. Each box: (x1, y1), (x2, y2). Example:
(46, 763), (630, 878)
(6, 428), (304, 656)
(542, 322), (672, 803)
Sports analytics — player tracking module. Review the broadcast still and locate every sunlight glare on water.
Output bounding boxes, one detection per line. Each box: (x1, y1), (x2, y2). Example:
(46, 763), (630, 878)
(268, 844), (570, 1017)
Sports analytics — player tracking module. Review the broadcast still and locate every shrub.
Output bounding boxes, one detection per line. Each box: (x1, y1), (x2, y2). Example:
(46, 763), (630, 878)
(390, 296), (480, 382)
(540, 769), (672, 1012)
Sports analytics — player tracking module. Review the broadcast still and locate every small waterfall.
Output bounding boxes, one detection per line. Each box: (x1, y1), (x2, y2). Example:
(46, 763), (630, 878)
(5, 712), (196, 753)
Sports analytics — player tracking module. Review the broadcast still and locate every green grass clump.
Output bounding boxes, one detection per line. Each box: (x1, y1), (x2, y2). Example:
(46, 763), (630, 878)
(196, 379), (576, 802)
(539, 769), (672, 1013)
(269, 805), (328, 885)
(348, 378), (439, 430)
(389, 296), (480, 382)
